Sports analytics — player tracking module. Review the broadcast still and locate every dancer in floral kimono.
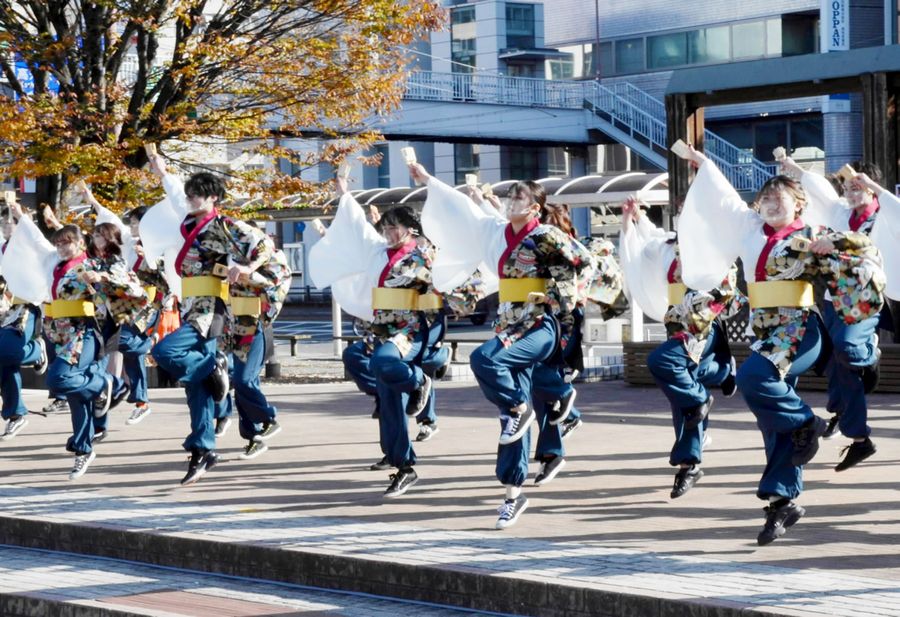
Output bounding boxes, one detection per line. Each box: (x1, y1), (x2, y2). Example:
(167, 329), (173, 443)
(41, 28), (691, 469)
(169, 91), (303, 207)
(417, 164), (593, 529)
(0, 209), (48, 442)
(619, 196), (742, 499)
(782, 156), (893, 469)
(4, 202), (141, 479)
(309, 176), (448, 498)
(676, 145), (885, 545)
(227, 228), (292, 460)
(143, 151), (270, 486)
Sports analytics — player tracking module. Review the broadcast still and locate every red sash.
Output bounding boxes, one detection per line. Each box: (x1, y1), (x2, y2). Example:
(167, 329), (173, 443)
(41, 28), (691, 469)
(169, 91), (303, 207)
(666, 258), (678, 284)
(1, 241), (7, 255)
(51, 253), (88, 300)
(849, 197), (879, 232)
(378, 238), (417, 287)
(498, 217), (540, 278)
(174, 208), (218, 274)
(755, 218), (805, 282)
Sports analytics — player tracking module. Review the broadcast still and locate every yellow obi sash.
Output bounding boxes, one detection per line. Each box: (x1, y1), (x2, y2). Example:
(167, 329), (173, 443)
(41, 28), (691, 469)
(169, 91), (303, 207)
(182, 276), (229, 301)
(231, 296), (262, 317)
(667, 283), (687, 306)
(144, 286), (157, 304)
(748, 280), (814, 309)
(11, 296), (28, 305)
(498, 278), (548, 303)
(46, 300), (95, 319)
(372, 288), (419, 311)
(417, 293), (444, 311)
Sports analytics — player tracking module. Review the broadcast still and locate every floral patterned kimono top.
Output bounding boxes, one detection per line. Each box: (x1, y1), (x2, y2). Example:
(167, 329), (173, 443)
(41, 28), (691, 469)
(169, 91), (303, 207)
(580, 236), (628, 320)
(620, 214), (743, 364)
(90, 254), (152, 333)
(175, 210), (269, 339)
(678, 160), (885, 377)
(419, 176), (593, 350)
(224, 233), (291, 362)
(307, 192), (442, 358)
(43, 253), (98, 364)
(132, 246), (170, 318)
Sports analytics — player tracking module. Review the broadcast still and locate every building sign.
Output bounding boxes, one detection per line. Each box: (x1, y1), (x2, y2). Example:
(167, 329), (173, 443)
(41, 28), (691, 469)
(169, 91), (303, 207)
(821, 0), (849, 51)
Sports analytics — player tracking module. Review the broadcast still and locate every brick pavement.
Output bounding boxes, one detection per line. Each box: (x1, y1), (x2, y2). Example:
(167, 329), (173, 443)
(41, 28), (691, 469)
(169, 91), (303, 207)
(1, 381), (900, 616)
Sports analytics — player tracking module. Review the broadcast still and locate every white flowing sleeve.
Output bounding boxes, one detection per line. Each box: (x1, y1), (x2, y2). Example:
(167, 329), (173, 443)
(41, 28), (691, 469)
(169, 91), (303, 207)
(619, 218), (670, 322)
(421, 176), (505, 292)
(871, 190), (900, 300)
(308, 193), (387, 321)
(94, 202), (138, 268)
(139, 173), (189, 264)
(677, 160), (754, 291)
(800, 171), (849, 231)
(3, 216), (56, 304)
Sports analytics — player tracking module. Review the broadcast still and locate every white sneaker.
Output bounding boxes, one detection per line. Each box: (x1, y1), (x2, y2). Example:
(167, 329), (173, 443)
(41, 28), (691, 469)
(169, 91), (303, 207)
(69, 451), (96, 480)
(126, 404), (152, 425)
(495, 495), (529, 529)
(1, 416), (28, 441)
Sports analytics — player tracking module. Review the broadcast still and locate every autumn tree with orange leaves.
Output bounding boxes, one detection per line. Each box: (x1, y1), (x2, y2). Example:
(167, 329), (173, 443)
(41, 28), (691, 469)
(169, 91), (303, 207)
(0, 0), (444, 216)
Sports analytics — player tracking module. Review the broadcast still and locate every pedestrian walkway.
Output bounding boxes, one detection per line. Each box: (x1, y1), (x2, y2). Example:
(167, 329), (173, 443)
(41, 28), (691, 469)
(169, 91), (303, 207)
(0, 545), (504, 616)
(2, 383), (900, 616)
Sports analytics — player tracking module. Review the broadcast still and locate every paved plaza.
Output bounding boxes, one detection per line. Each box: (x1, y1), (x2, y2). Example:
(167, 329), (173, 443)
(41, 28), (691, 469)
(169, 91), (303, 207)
(1, 379), (900, 616)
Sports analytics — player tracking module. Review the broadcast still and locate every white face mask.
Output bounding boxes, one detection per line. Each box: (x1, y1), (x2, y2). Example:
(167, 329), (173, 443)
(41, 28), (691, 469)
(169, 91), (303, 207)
(757, 191), (797, 228)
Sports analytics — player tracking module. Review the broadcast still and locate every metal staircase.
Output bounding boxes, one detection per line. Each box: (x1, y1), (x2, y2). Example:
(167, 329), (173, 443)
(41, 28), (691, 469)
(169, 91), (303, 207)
(404, 71), (777, 192)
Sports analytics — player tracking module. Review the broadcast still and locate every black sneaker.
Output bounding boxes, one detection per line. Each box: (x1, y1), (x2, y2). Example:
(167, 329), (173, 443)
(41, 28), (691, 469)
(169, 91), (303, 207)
(861, 347), (881, 394)
(93, 375), (114, 418)
(239, 440), (268, 460)
(42, 399), (69, 414)
(252, 420), (281, 443)
(91, 430), (108, 444)
(757, 499), (806, 546)
(369, 456), (391, 471)
(495, 495), (529, 529)
(791, 415), (828, 466)
(720, 357), (737, 397)
(670, 465), (704, 499)
(405, 374), (432, 417)
(683, 395), (713, 430)
(548, 389), (576, 426)
(822, 414), (842, 440)
(214, 416), (232, 437)
(1, 415), (28, 441)
(835, 438), (876, 472)
(561, 417), (582, 440)
(434, 360), (451, 380)
(31, 338), (48, 375)
(68, 451), (96, 481)
(204, 352), (230, 403)
(534, 456), (566, 486)
(498, 405), (536, 445)
(181, 450), (219, 486)
(415, 423), (439, 442)
(384, 468), (418, 497)
(108, 383), (129, 413)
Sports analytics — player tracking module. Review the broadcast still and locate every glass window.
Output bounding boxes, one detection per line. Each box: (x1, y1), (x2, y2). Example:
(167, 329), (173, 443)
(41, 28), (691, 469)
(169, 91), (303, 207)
(451, 6), (475, 25)
(548, 147), (568, 176)
(454, 144), (480, 185)
(766, 18), (782, 56)
(789, 117), (824, 162)
(782, 13), (818, 56)
(375, 144), (390, 189)
(753, 121), (788, 162)
(647, 32), (687, 69)
(598, 41), (613, 78)
(688, 26), (730, 64)
(732, 21), (766, 59)
(508, 148), (539, 180)
(547, 56), (574, 80)
(506, 4), (535, 49)
(615, 38), (644, 74)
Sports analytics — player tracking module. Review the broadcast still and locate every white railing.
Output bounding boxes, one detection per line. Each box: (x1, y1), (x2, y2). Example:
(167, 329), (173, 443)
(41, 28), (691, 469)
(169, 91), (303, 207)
(404, 71), (777, 192)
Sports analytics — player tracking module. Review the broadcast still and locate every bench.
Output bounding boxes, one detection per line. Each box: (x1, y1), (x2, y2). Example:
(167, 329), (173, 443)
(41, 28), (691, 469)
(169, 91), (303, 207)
(623, 341), (900, 393)
(333, 335), (488, 362)
(273, 333), (312, 357)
